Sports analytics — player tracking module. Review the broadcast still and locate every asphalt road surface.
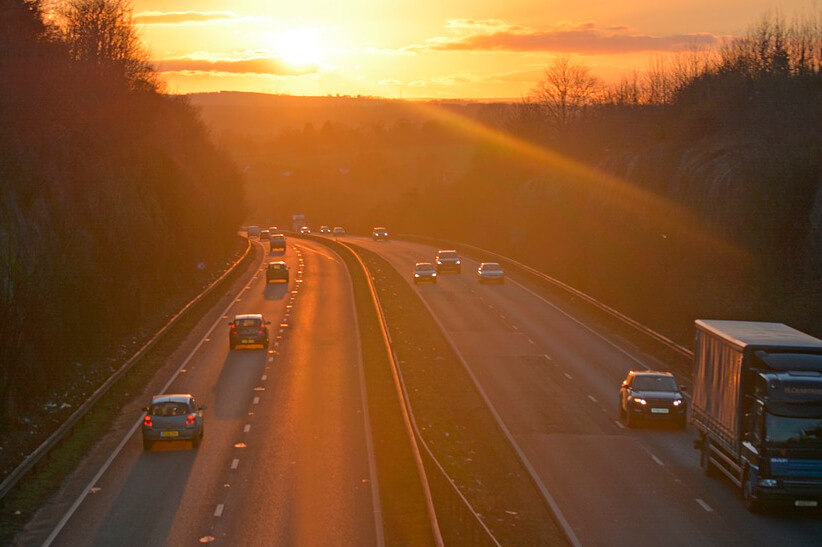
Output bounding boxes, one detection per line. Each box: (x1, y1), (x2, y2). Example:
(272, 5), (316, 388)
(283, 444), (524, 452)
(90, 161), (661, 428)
(30, 239), (381, 547)
(351, 235), (822, 547)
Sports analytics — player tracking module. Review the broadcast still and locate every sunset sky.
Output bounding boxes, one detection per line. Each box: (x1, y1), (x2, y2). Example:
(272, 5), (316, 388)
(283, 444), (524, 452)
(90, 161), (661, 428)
(132, 0), (813, 99)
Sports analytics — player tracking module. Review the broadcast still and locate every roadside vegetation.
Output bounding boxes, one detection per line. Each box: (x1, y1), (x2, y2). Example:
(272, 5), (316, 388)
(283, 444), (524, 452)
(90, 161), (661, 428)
(229, 9), (822, 346)
(0, 0), (245, 439)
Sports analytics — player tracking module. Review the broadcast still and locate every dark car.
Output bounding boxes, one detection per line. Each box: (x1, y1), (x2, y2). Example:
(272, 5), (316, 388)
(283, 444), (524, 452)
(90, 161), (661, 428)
(413, 262), (437, 284)
(266, 261), (289, 283)
(435, 249), (461, 273)
(270, 233), (286, 252)
(372, 226), (389, 241)
(333, 226), (346, 236)
(229, 313), (270, 350)
(260, 229), (271, 240)
(619, 370), (687, 428)
(319, 225), (332, 234)
(141, 393), (205, 450)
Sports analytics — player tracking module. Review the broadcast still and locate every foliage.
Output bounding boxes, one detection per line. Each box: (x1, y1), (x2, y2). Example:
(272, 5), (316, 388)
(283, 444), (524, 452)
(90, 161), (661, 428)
(0, 0), (245, 425)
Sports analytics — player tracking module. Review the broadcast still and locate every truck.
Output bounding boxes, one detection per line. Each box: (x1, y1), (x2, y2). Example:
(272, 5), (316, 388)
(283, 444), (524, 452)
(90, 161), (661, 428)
(292, 214), (307, 232)
(691, 320), (822, 512)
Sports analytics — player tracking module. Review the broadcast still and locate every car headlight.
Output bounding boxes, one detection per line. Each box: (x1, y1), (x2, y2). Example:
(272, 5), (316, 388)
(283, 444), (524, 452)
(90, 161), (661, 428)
(632, 398), (647, 406)
(431, 272), (437, 276)
(455, 260), (461, 264)
(758, 478), (778, 488)
(673, 399), (683, 406)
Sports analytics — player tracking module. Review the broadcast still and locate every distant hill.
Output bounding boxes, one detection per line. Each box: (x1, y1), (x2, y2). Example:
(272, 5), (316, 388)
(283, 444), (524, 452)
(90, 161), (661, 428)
(187, 91), (513, 136)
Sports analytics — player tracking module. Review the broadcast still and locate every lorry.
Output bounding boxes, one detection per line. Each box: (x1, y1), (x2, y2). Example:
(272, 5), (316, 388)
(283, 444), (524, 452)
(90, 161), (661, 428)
(691, 320), (822, 511)
(292, 214), (307, 232)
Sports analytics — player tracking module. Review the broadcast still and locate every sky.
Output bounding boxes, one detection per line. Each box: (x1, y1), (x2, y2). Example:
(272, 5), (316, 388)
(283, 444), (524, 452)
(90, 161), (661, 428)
(132, 0), (815, 99)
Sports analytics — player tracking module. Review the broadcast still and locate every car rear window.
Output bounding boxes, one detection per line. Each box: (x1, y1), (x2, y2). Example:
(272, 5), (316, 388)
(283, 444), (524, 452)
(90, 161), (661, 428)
(268, 263), (285, 270)
(237, 318), (261, 327)
(151, 402), (190, 416)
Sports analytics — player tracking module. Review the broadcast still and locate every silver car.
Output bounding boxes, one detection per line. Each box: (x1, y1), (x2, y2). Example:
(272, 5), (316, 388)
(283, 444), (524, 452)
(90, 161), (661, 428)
(477, 262), (505, 284)
(142, 394), (205, 450)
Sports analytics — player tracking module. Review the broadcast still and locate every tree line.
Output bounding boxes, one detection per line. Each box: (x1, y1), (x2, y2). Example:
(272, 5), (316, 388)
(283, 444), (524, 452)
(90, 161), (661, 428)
(0, 0), (245, 425)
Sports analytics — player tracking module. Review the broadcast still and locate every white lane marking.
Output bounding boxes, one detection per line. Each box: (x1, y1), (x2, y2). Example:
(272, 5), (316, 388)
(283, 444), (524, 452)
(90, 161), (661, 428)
(651, 454), (664, 466)
(512, 325), (519, 331)
(696, 499), (713, 512)
(588, 395), (598, 403)
(214, 504), (224, 517)
(244, 424), (251, 433)
(499, 314), (507, 320)
(261, 375), (267, 381)
(528, 338), (536, 345)
(614, 420), (625, 429)
(231, 459), (240, 470)
(253, 397), (260, 405)
(544, 354), (552, 361)
(268, 357), (274, 362)
(564, 372), (573, 380)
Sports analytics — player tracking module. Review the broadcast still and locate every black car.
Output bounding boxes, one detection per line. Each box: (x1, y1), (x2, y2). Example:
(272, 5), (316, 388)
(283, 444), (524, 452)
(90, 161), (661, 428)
(619, 370), (687, 428)
(270, 233), (286, 252)
(266, 261), (289, 283)
(229, 314), (270, 350)
(372, 226), (389, 241)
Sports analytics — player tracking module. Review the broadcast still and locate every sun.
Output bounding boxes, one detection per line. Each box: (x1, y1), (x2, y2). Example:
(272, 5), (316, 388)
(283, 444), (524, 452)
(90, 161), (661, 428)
(271, 28), (324, 67)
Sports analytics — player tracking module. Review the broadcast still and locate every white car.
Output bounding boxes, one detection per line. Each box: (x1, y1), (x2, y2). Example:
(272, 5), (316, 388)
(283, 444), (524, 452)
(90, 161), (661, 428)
(477, 262), (505, 284)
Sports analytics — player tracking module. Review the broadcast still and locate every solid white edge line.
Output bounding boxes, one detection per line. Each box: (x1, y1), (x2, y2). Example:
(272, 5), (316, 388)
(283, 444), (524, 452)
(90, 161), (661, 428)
(409, 267), (582, 547)
(42, 243), (265, 546)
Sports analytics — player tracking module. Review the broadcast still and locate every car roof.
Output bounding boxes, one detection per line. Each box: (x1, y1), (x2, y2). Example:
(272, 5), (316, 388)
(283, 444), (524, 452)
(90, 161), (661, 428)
(234, 313), (264, 321)
(415, 262), (435, 267)
(629, 370), (674, 378)
(267, 261), (287, 266)
(150, 393), (193, 404)
(480, 262), (501, 267)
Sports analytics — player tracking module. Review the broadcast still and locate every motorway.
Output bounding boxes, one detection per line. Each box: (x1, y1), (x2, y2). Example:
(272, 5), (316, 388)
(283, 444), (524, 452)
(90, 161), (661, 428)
(25, 239), (381, 546)
(348, 235), (822, 547)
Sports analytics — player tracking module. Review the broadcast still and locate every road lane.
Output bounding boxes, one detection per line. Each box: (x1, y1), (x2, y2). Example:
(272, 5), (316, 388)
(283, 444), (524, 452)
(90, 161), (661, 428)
(354, 236), (822, 547)
(38, 239), (380, 546)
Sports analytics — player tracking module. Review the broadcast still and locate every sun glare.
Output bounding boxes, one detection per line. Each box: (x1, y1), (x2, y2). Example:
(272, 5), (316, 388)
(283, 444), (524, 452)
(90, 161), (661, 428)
(271, 28), (324, 67)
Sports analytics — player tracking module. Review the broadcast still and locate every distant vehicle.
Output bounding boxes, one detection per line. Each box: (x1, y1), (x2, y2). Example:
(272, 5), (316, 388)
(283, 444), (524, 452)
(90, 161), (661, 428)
(268, 226), (279, 234)
(618, 370), (686, 428)
(228, 313), (270, 350)
(247, 226), (260, 238)
(270, 233), (286, 252)
(691, 320), (822, 512)
(477, 262), (505, 284)
(320, 226), (332, 234)
(141, 394), (205, 451)
(292, 214), (307, 231)
(413, 262), (437, 284)
(299, 226), (311, 234)
(265, 261), (289, 283)
(372, 226), (389, 241)
(435, 250), (461, 273)
(260, 229), (271, 240)
(333, 226), (346, 236)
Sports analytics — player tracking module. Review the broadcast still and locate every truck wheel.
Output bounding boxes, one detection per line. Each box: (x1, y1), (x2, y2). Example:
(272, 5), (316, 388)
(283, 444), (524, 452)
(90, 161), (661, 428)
(700, 438), (717, 477)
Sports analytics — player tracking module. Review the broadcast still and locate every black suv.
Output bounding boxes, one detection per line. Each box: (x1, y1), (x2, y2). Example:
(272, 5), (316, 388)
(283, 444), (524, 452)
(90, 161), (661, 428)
(619, 370), (687, 428)
(229, 314), (270, 350)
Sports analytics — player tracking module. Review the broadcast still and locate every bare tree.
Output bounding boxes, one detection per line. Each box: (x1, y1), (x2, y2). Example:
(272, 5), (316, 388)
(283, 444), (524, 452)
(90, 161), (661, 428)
(55, 0), (156, 90)
(529, 56), (601, 134)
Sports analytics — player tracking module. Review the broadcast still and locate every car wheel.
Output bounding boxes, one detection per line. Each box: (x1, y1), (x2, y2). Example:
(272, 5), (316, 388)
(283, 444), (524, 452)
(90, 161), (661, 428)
(142, 438), (152, 451)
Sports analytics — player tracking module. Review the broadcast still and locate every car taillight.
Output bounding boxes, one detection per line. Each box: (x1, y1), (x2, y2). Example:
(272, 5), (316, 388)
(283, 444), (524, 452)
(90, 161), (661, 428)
(186, 414), (195, 425)
(143, 415), (153, 427)
(230, 323), (237, 334)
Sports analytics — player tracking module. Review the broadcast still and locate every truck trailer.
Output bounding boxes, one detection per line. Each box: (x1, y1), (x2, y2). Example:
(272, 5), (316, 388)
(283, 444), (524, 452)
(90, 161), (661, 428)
(692, 320), (822, 511)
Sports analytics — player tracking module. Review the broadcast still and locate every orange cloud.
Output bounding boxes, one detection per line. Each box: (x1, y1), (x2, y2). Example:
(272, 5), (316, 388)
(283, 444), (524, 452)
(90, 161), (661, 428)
(423, 20), (722, 55)
(134, 11), (242, 25)
(154, 57), (317, 76)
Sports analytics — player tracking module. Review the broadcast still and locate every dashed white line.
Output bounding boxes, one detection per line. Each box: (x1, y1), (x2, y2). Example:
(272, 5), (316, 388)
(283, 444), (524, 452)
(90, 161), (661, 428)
(528, 338), (536, 345)
(564, 372), (573, 380)
(214, 504), (224, 517)
(253, 397), (260, 405)
(651, 455), (664, 466)
(231, 459), (240, 470)
(614, 420), (625, 429)
(243, 424), (251, 433)
(696, 499), (713, 512)
(512, 325), (519, 331)
(544, 354), (553, 361)
(261, 374), (267, 381)
(588, 395), (598, 403)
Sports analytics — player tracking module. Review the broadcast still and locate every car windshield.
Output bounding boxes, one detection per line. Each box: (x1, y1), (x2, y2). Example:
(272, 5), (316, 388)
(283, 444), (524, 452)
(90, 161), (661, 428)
(416, 264), (435, 272)
(766, 414), (822, 445)
(151, 401), (190, 416)
(633, 375), (678, 391)
(439, 252), (458, 259)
